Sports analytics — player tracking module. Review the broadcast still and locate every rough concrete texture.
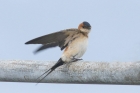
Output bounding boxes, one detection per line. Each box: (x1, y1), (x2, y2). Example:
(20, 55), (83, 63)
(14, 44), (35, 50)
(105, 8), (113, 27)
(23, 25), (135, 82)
(0, 60), (140, 85)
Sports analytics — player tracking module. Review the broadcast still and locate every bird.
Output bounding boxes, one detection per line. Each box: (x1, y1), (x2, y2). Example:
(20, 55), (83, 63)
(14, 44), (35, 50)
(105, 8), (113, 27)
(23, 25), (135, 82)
(25, 21), (91, 83)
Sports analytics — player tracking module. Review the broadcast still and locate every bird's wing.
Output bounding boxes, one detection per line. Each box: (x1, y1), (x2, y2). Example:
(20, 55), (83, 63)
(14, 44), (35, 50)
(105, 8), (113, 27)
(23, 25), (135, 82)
(25, 29), (80, 53)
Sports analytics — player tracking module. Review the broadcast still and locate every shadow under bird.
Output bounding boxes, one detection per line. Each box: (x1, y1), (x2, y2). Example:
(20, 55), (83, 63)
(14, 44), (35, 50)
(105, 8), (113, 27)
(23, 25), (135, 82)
(25, 21), (91, 83)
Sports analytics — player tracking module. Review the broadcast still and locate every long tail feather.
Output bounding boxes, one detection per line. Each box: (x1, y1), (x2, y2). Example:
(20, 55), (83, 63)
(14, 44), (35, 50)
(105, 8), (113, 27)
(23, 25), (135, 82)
(36, 58), (64, 84)
(36, 69), (53, 85)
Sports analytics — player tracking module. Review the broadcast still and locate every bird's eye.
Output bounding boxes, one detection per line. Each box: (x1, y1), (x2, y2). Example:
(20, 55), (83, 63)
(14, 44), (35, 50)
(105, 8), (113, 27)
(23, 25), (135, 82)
(82, 26), (85, 28)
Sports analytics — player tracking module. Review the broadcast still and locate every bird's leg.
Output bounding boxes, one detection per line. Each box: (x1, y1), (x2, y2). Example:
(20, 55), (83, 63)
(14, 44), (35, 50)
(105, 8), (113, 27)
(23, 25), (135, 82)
(71, 54), (83, 62)
(71, 58), (83, 62)
(62, 57), (83, 72)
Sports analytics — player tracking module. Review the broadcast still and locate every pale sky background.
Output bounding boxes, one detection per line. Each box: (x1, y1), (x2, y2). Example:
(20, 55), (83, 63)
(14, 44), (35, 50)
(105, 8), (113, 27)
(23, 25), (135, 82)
(0, 0), (140, 93)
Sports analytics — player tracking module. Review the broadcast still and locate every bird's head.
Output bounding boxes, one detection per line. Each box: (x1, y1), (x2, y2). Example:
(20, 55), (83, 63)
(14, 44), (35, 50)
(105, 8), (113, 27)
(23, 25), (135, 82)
(78, 21), (91, 33)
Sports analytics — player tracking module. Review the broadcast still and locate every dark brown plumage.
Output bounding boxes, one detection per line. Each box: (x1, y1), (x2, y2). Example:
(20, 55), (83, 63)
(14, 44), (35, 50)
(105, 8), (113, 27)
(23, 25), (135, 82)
(25, 29), (80, 53)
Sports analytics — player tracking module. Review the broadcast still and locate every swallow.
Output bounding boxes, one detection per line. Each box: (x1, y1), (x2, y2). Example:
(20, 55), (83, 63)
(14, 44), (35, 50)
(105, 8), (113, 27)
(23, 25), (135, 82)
(25, 21), (91, 83)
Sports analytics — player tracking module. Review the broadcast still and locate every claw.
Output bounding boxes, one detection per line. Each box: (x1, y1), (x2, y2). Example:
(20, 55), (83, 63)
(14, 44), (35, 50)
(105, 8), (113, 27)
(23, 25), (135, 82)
(72, 58), (83, 62)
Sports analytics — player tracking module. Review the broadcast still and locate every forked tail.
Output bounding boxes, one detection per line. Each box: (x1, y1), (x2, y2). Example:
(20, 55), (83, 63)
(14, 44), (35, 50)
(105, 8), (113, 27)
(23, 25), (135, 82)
(36, 58), (65, 84)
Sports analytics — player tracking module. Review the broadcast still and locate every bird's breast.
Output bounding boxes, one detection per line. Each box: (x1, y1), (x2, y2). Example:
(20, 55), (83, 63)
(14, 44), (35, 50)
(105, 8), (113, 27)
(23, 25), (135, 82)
(61, 35), (88, 62)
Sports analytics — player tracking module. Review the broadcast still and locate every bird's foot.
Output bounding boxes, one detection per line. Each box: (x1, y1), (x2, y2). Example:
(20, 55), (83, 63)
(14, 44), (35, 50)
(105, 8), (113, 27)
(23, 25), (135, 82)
(71, 58), (83, 62)
(62, 58), (83, 72)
